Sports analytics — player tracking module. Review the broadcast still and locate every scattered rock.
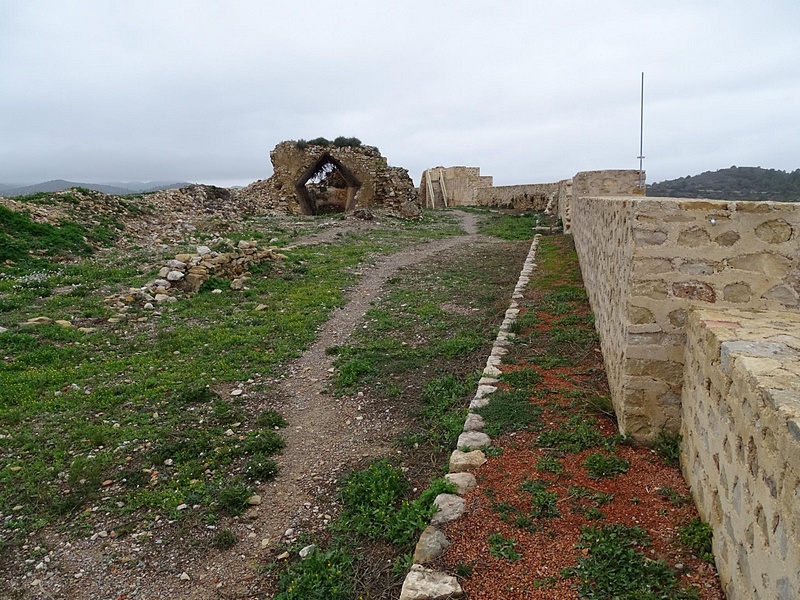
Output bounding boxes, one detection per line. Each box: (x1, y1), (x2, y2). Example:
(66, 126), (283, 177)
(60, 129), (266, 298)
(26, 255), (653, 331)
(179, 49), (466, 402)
(247, 495), (262, 506)
(299, 544), (316, 558)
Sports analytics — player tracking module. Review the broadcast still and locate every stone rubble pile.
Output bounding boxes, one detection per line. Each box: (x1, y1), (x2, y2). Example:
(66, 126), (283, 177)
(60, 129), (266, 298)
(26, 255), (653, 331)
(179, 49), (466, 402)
(102, 240), (288, 310)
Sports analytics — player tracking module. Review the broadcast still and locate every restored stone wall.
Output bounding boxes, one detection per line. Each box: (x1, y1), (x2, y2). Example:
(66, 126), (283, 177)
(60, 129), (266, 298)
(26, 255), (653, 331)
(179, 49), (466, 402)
(681, 308), (800, 599)
(570, 196), (799, 440)
(562, 170), (642, 232)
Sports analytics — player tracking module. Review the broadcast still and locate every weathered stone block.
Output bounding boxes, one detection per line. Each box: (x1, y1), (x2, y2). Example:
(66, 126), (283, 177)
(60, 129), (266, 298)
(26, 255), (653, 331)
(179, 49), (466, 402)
(755, 219), (793, 243)
(715, 230), (740, 246)
(723, 282), (752, 303)
(634, 229), (668, 246)
(633, 258), (673, 275)
(673, 281), (716, 303)
(729, 253), (792, 277)
(678, 227), (711, 247)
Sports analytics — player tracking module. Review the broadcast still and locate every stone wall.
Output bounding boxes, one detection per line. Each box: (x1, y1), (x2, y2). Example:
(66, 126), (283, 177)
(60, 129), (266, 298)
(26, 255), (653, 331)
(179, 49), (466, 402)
(570, 196), (799, 440)
(473, 181), (570, 211)
(417, 167), (638, 223)
(239, 141), (420, 216)
(681, 308), (800, 599)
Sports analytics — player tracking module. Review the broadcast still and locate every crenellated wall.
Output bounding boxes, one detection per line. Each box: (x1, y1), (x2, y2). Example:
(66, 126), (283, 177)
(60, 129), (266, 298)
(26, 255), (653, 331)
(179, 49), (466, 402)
(681, 308), (800, 599)
(570, 196), (799, 440)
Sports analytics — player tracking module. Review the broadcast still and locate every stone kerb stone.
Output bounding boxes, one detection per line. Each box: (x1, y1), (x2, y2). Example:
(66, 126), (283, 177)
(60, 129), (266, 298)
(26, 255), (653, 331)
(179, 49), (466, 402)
(680, 308), (800, 600)
(400, 235), (542, 598)
(571, 195), (799, 441)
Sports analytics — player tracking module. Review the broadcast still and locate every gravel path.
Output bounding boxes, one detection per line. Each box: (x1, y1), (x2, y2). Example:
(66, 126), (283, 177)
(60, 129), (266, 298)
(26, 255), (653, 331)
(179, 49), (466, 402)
(24, 211), (482, 600)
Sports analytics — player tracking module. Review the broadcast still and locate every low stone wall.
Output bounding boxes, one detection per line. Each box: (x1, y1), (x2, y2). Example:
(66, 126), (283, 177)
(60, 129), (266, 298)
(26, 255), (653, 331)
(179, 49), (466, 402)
(681, 308), (800, 599)
(473, 181), (569, 211)
(570, 196), (799, 440)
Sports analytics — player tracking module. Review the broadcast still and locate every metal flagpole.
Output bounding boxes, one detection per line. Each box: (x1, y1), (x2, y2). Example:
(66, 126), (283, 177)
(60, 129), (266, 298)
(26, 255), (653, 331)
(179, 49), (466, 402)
(638, 72), (645, 191)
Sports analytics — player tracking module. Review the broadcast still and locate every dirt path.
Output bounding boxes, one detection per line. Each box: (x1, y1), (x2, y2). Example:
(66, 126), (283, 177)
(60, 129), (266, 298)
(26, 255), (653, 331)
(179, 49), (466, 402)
(41, 211), (483, 600)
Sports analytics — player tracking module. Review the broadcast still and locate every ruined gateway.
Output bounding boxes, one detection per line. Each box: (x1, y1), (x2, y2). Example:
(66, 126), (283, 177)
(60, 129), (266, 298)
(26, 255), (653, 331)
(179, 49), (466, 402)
(238, 140), (421, 216)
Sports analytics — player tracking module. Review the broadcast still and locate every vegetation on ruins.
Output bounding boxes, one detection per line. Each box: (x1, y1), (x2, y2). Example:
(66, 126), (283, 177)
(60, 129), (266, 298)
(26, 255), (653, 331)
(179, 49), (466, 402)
(294, 136), (363, 150)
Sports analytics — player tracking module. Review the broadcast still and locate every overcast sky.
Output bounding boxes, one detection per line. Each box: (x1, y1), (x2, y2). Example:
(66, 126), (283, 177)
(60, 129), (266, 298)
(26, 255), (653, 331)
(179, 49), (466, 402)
(1, 1), (798, 188)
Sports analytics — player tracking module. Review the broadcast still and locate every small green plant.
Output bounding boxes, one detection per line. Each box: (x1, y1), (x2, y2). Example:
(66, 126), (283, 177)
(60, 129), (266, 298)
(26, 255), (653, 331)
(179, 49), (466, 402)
(255, 409), (288, 428)
(274, 546), (355, 600)
(392, 552), (414, 575)
(487, 532), (522, 561)
(175, 385), (218, 404)
(653, 429), (682, 466)
(500, 367), (543, 390)
(536, 415), (608, 453)
(536, 452), (565, 475)
(211, 529), (237, 550)
(678, 518), (714, 562)
(585, 506), (605, 521)
(216, 482), (252, 516)
(453, 562), (474, 578)
(243, 430), (286, 455)
(583, 452), (630, 479)
(244, 454), (279, 481)
(334, 460), (455, 546)
(491, 502), (517, 522)
(565, 524), (698, 600)
(659, 486), (691, 507)
(519, 479), (560, 519)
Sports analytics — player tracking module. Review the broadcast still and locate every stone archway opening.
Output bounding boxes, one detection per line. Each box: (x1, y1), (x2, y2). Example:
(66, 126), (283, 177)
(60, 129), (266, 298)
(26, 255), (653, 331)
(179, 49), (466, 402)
(294, 154), (362, 216)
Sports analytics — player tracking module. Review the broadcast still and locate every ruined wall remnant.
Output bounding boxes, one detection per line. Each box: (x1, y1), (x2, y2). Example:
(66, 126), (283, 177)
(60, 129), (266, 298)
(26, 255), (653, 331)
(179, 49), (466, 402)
(238, 141), (420, 216)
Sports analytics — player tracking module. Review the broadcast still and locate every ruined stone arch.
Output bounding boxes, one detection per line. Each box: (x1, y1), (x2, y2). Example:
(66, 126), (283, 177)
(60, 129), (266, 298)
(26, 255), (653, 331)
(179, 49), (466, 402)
(294, 153), (362, 216)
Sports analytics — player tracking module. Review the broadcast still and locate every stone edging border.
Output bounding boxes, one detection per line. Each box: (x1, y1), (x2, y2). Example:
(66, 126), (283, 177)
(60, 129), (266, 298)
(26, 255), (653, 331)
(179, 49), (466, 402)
(399, 234), (543, 600)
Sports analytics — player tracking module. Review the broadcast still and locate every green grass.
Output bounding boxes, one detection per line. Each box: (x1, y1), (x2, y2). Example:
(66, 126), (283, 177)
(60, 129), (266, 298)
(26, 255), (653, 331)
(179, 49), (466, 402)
(275, 545), (355, 600)
(476, 389), (543, 436)
(333, 459), (455, 547)
(584, 452), (630, 479)
(0, 210), (470, 540)
(476, 210), (561, 240)
(536, 415), (610, 453)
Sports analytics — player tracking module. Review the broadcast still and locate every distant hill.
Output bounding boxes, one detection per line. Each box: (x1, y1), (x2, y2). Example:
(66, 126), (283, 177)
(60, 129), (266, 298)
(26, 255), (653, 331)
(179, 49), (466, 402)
(647, 166), (800, 202)
(0, 179), (190, 197)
